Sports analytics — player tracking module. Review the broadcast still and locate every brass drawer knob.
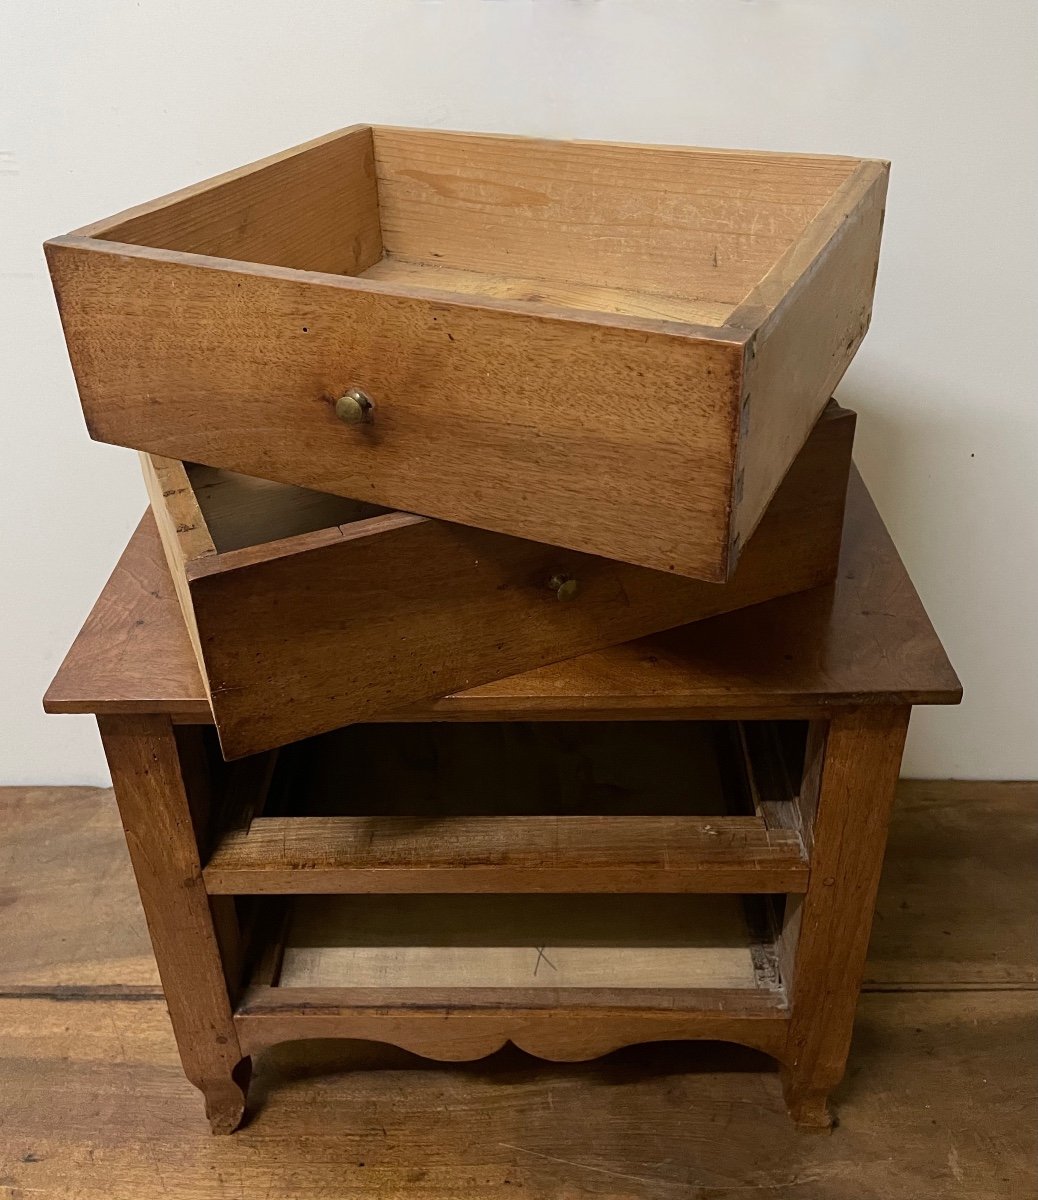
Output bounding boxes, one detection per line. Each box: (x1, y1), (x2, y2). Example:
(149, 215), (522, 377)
(549, 573), (579, 601)
(334, 388), (374, 425)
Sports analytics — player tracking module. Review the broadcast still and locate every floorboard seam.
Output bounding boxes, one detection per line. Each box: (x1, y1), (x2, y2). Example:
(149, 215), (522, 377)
(0, 987), (165, 1002)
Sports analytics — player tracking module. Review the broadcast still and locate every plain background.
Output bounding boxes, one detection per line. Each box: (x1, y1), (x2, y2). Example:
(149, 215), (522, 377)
(2, 0), (1036, 785)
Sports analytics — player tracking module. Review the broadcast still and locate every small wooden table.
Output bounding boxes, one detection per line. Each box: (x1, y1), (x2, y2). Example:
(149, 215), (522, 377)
(45, 471), (959, 1133)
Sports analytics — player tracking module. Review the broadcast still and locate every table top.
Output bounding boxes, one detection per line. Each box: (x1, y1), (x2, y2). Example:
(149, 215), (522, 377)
(44, 470), (960, 723)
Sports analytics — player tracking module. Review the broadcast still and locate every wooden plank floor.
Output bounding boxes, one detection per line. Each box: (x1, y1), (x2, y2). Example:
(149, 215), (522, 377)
(1, 781), (1035, 1199)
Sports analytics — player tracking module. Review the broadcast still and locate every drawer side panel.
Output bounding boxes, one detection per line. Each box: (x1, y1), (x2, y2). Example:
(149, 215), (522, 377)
(731, 163), (888, 555)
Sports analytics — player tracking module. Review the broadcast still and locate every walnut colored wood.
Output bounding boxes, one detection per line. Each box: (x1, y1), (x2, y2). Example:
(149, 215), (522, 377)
(97, 715), (249, 1133)
(235, 992), (790, 1061)
(138, 404), (853, 756)
(43, 458), (960, 1130)
(203, 813), (808, 894)
(278, 893), (765, 989)
(44, 469), (961, 721)
(779, 707), (912, 1128)
(45, 125), (887, 581)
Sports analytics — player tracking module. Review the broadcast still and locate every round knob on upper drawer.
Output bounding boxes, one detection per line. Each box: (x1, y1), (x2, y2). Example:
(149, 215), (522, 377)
(549, 573), (579, 601)
(334, 388), (374, 425)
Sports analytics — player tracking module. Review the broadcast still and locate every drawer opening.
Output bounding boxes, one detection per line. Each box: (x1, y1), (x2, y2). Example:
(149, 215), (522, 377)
(202, 720), (810, 896)
(265, 720), (808, 820)
(185, 463), (391, 554)
(229, 890), (790, 1058)
(230, 890), (791, 1058)
(90, 125), (864, 330)
(270, 893), (778, 993)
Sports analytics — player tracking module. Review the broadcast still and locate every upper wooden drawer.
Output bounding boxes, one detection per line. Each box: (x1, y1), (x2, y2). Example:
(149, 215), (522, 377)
(46, 125), (886, 582)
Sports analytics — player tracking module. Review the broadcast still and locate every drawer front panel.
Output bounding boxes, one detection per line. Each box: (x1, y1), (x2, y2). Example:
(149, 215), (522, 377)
(155, 405), (852, 758)
(49, 239), (742, 582)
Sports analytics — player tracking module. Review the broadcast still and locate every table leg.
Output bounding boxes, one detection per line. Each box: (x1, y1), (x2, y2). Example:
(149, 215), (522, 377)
(779, 706), (911, 1128)
(98, 714), (249, 1133)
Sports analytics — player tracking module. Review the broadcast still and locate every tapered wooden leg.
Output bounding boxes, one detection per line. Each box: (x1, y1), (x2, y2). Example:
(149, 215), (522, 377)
(779, 706), (911, 1129)
(98, 714), (249, 1134)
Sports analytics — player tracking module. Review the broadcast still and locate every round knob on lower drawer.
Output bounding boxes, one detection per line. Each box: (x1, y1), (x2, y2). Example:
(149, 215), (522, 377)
(335, 388), (374, 425)
(549, 574), (579, 601)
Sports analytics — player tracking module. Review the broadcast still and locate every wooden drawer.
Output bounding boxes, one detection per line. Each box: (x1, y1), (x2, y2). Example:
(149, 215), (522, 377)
(47, 125), (885, 582)
(142, 403), (854, 759)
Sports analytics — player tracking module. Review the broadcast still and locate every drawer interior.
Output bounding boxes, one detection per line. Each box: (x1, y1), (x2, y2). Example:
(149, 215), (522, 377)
(99, 125), (862, 328)
(268, 721), (760, 818)
(185, 463), (391, 554)
(278, 893), (762, 991)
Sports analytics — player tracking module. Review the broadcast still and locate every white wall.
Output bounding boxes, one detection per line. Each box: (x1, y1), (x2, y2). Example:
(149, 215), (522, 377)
(3, 0), (1036, 785)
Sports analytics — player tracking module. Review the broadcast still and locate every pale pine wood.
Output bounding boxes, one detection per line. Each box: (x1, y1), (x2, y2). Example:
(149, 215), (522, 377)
(187, 463), (388, 552)
(80, 123), (383, 276)
(8, 781), (1032, 997)
(358, 254), (737, 325)
(141, 405), (853, 757)
(202, 813), (808, 894)
(278, 895), (760, 990)
(140, 451), (212, 698)
(372, 127), (860, 307)
(779, 707), (912, 1128)
(46, 125), (887, 581)
(43, 470), (962, 721)
(237, 893), (788, 1060)
(15, 779), (1031, 1153)
(97, 715), (249, 1134)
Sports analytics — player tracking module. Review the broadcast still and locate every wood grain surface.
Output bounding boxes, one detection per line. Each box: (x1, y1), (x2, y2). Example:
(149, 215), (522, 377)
(358, 254), (736, 325)
(0, 786), (158, 991)
(0, 781), (1034, 1199)
(371, 127), (860, 307)
(46, 125), (886, 580)
(732, 162), (888, 552)
(867, 779), (1038, 989)
(779, 707), (911, 1126)
(97, 716), (248, 1132)
(277, 894), (760, 990)
(43, 469), (961, 721)
(203, 720), (806, 894)
(48, 232), (743, 580)
(78, 123), (383, 276)
(203, 813), (808, 894)
(139, 405), (853, 757)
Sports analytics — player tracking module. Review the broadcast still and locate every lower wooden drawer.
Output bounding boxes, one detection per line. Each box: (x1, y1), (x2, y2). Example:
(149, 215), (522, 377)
(144, 403), (854, 758)
(234, 892), (790, 1060)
